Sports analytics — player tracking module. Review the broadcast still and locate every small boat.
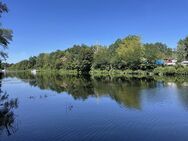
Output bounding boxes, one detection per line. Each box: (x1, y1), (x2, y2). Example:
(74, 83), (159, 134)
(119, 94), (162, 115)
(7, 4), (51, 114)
(31, 69), (37, 75)
(0, 69), (6, 74)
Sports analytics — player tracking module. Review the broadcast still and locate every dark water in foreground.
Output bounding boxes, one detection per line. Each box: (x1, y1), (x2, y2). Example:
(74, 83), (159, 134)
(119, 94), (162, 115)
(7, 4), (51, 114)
(1, 73), (188, 141)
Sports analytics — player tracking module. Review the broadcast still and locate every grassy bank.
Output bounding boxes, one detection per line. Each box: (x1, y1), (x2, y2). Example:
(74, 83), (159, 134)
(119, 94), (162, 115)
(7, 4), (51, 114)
(91, 66), (188, 77)
(90, 69), (149, 77)
(153, 66), (188, 76)
(7, 66), (188, 77)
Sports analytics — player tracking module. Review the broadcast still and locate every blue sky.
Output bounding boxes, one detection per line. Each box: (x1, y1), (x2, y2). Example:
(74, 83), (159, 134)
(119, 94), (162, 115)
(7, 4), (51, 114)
(2, 0), (188, 63)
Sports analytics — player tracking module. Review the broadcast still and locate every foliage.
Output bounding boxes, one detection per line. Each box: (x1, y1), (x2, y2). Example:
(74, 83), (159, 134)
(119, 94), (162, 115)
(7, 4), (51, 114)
(8, 35), (176, 73)
(153, 66), (188, 76)
(154, 42), (172, 59)
(62, 45), (94, 73)
(93, 46), (112, 70)
(7, 72), (161, 109)
(177, 37), (188, 62)
(0, 74), (18, 136)
(116, 35), (142, 69)
(9, 45), (94, 74)
(143, 43), (163, 63)
(0, 2), (13, 61)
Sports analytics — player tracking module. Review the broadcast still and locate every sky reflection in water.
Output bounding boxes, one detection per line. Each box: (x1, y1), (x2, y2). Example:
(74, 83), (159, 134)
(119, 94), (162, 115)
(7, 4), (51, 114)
(1, 73), (188, 141)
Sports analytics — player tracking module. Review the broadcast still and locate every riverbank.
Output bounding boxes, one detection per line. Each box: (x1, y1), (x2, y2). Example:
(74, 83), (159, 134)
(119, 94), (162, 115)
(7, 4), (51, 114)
(90, 66), (188, 77)
(7, 66), (188, 77)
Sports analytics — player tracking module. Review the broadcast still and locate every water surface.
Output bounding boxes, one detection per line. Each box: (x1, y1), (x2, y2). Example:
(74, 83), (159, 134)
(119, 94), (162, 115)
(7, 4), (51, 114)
(1, 73), (188, 141)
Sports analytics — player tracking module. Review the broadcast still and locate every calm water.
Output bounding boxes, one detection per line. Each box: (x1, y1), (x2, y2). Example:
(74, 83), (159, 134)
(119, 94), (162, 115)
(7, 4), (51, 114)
(1, 73), (188, 141)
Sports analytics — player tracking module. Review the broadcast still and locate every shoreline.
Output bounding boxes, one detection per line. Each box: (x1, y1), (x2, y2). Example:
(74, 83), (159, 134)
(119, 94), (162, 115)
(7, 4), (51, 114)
(6, 66), (188, 77)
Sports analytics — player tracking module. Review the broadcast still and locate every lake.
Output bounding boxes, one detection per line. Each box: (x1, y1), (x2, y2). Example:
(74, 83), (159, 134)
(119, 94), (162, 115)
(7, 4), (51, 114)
(1, 73), (188, 141)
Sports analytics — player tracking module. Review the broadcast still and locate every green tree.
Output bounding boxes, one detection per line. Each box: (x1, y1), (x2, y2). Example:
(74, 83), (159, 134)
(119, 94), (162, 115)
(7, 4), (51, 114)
(143, 43), (162, 63)
(116, 35), (142, 69)
(35, 53), (50, 69)
(28, 56), (37, 68)
(77, 45), (94, 73)
(50, 50), (66, 69)
(109, 39), (123, 52)
(154, 42), (172, 59)
(0, 2), (13, 61)
(93, 46), (111, 70)
(62, 45), (94, 73)
(177, 37), (188, 62)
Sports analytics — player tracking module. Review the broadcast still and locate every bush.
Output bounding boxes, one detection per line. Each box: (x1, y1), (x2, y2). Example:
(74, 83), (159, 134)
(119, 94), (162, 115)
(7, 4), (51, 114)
(153, 66), (176, 75)
(153, 66), (188, 76)
(176, 67), (188, 75)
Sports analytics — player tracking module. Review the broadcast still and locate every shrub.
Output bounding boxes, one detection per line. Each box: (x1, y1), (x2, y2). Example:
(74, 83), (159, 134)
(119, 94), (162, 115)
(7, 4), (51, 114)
(153, 66), (176, 75)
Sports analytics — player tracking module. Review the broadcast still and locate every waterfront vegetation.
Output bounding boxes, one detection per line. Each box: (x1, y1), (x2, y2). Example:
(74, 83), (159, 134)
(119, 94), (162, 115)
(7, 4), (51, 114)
(0, 73), (18, 136)
(0, 2), (13, 62)
(1, 3), (188, 77)
(6, 71), (188, 95)
(6, 35), (188, 76)
(0, 2), (18, 136)
(2, 1), (188, 141)
(1, 2), (188, 77)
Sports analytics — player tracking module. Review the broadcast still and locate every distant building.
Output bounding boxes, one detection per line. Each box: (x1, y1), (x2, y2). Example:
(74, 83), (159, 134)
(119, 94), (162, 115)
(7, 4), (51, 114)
(165, 59), (177, 66)
(181, 61), (188, 66)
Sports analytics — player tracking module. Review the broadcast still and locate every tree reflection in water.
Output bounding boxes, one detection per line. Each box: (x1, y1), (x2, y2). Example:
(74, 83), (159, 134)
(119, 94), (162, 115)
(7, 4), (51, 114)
(6, 72), (158, 109)
(6, 72), (188, 110)
(0, 74), (18, 136)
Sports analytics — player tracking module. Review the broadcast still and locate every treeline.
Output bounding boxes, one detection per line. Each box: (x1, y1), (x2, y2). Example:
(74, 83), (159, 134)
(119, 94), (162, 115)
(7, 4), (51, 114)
(9, 45), (94, 73)
(8, 35), (188, 73)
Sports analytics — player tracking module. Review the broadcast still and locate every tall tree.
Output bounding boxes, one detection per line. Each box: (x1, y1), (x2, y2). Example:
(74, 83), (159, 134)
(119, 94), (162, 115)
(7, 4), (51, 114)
(143, 43), (160, 63)
(93, 46), (112, 70)
(116, 35), (142, 69)
(177, 37), (188, 62)
(154, 42), (172, 59)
